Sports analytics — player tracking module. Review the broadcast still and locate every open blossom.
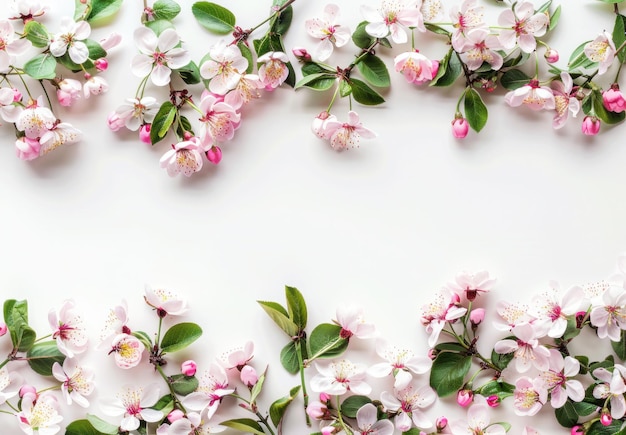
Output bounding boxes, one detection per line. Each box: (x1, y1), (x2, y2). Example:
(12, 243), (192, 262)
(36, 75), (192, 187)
(445, 270), (495, 302)
(336, 306), (376, 339)
(450, 0), (486, 51)
(497, 1), (548, 53)
(356, 403), (394, 435)
(593, 365), (626, 419)
(99, 301), (129, 348)
(17, 393), (63, 435)
(52, 358), (95, 408)
(83, 74), (108, 98)
(257, 51), (289, 90)
(368, 339), (432, 389)
(56, 79), (82, 107)
(198, 91), (241, 148)
(551, 72), (580, 129)
(449, 403), (507, 435)
(493, 300), (534, 331)
(361, 0), (424, 44)
(144, 285), (187, 316)
(112, 97), (158, 131)
(160, 137), (204, 177)
(538, 350), (584, 408)
(101, 384), (163, 432)
(531, 282), (585, 338)
(200, 41), (248, 95)
(513, 377), (547, 416)
(323, 110), (377, 151)
(305, 4), (351, 61)
(223, 74), (263, 109)
(312, 111), (337, 139)
(39, 122), (82, 156)
(590, 285), (626, 341)
(221, 341), (254, 369)
(380, 384), (436, 431)
(421, 290), (467, 347)
(10, 0), (48, 22)
(505, 79), (555, 111)
(0, 87), (21, 122)
(311, 359), (371, 395)
(458, 28), (503, 71)
(0, 368), (23, 404)
(48, 299), (88, 358)
(16, 98), (56, 139)
(394, 50), (439, 85)
(131, 27), (191, 86)
(158, 412), (226, 435)
(0, 19), (30, 72)
(585, 31), (616, 76)
(50, 17), (91, 64)
(109, 333), (144, 369)
(493, 323), (550, 372)
(183, 363), (235, 419)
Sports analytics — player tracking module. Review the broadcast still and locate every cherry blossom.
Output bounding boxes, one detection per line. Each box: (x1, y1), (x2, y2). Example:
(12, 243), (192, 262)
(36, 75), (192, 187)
(197, 92), (241, 148)
(50, 18), (91, 64)
(513, 377), (547, 416)
(56, 79), (82, 107)
(445, 270), (495, 302)
(183, 363), (234, 419)
(159, 137), (204, 177)
(584, 31), (616, 76)
(380, 384), (436, 431)
(451, 116), (469, 138)
(0, 87), (21, 122)
(368, 339), (432, 389)
(82, 75), (109, 98)
(257, 51), (290, 90)
(16, 98), (56, 139)
(493, 300), (534, 331)
(590, 285), (626, 341)
(581, 115), (601, 135)
(335, 306), (376, 339)
(421, 290), (467, 347)
(361, 0), (424, 44)
(604, 85), (626, 113)
(538, 350), (584, 408)
(98, 300), (129, 348)
(221, 341), (254, 369)
(493, 323), (550, 372)
(505, 79), (555, 111)
(0, 19), (30, 72)
(311, 111), (337, 139)
(48, 299), (88, 358)
(10, 0), (48, 23)
(15, 137), (40, 161)
(323, 110), (377, 151)
(52, 357), (95, 408)
(101, 384), (163, 432)
(16, 392), (63, 435)
(109, 333), (144, 369)
(311, 359), (371, 395)
(551, 72), (580, 129)
(449, 403), (507, 435)
(531, 282), (585, 338)
(157, 412), (226, 434)
(200, 41), (248, 95)
(39, 122), (82, 156)
(450, 0), (486, 51)
(458, 28), (503, 71)
(497, 1), (548, 53)
(305, 4), (351, 61)
(0, 368), (23, 404)
(111, 97), (158, 131)
(355, 403), (394, 435)
(131, 27), (191, 86)
(223, 74), (263, 109)
(394, 50), (439, 85)
(593, 365), (626, 419)
(144, 285), (187, 316)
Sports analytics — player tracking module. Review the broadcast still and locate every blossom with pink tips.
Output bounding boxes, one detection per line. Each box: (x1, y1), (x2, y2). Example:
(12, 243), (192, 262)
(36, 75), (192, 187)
(493, 300), (534, 331)
(593, 365), (626, 419)
(56, 79), (82, 107)
(221, 341), (254, 369)
(109, 333), (144, 369)
(361, 0), (424, 44)
(200, 41), (248, 95)
(456, 389), (473, 407)
(48, 299), (88, 358)
(305, 4), (351, 61)
(0, 368), (23, 404)
(311, 111), (337, 139)
(323, 110), (377, 151)
(458, 28), (503, 71)
(83, 74), (109, 98)
(450, 0), (486, 51)
(131, 27), (191, 86)
(16, 98), (55, 139)
(311, 359), (371, 395)
(445, 270), (495, 302)
(497, 1), (548, 53)
(52, 357), (95, 408)
(551, 72), (580, 129)
(159, 137), (204, 177)
(198, 91), (241, 148)
(144, 285), (187, 316)
(10, 1), (48, 23)
(306, 400), (330, 420)
(368, 339), (432, 389)
(98, 301), (129, 348)
(112, 97), (158, 131)
(257, 51), (290, 90)
(451, 116), (469, 138)
(538, 350), (584, 408)
(335, 306), (376, 339)
(0, 19), (30, 72)
(100, 32), (122, 51)
(158, 412), (226, 435)
(224, 74), (263, 109)
(505, 79), (555, 111)
(101, 384), (163, 431)
(240, 365), (258, 387)
(50, 17), (91, 64)
(449, 403), (507, 435)
(545, 48), (559, 63)
(584, 31), (616, 76)
(182, 363), (235, 419)
(531, 282), (585, 338)
(355, 403), (394, 435)
(493, 323), (550, 372)
(421, 290), (467, 347)
(16, 392), (63, 435)
(590, 285), (626, 341)
(513, 377), (547, 416)
(0, 87), (21, 123)
(394, 50), (439, 85)
(380, 384), (436, 431)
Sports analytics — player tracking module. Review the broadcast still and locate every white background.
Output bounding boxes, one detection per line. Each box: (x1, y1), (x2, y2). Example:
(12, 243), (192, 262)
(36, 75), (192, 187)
(0, 0), (625, 433)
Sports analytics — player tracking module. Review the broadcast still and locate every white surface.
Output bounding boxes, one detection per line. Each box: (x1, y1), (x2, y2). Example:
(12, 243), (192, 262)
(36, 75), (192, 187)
(1, 0), (625, 433)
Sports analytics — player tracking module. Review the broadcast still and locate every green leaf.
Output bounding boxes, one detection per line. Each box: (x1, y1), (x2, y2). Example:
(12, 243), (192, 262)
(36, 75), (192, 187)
(339, 79), (352, 97)
(27, 341), (65, 376)
(478, 380), (515, 398)
(220, 418), (265, 435)
(537, 0), (552, 13)
(152, 394), (175, 414)
(23, 54), (57, 80)
(491, 348), (514, 371)
(549, 5), (562, 31)
(250, 371), (266, 404)
(176, 61), (201, 85)
(435, 342), (468, 353)
(168, 374), (199, 395)
(612, 330), (626, 360)
(308, 323), (348, 359)
(4, 300), (36, 352)
(302, 62), (333, 76)
(586, 88), (626, 124)
(357, 54), (391, 88)
(145, 19), (175, 36)
(294, 73), (336, 91)
(258, 301), (299, 337)
(192, 2), (235, 34)
(153, 0), (182, 21)
(74, 0), (89, 21)
(425, 23), (451, 36)
(500, 69), (531, 90)
(238, 42), (254, 74)
(464, 87), (488, 132)
(176, 115), (194, 139)
(23, 21), (50, 48)
(575, 355), (590, 375)
(86, 415), (119, 435)
(340, 395), (371, 419)
(66, 420), (110, 435)
(86, 0), (123, 24)
(132, 330), (153, 349)
(555, 400), (579, 427)
(270, 5), (293, 35)
(430, 352), (472, 397)
(614, 14), (626, 64)
(269, 385), (301, 426)
(350, 78), (385, 105)
(280, 340), (300, 374)
(150, 101), (177, 145)
(352, 21), (375, 49)
(160, 322), (202, 353)
(431, 49), (462, 87)
(285, 286), (307, 330)
(568, 40), (595, 71)
(585, 419), (626, 435)
(597, 0), (626, 3)
(573, 401), (599, 416)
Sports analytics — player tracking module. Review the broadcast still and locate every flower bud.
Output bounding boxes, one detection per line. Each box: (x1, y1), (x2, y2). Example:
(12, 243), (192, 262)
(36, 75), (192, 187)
(19, 385), (37, 398)
(486, 394), (500, 407)
(167, 409), (184, 423)
(139, 124), (152, 144)
(456, 389), (473, 407)
(181, 360), (197, 377)
(107, 112), (125, 132)
(292, 47), (312, 62)
(581, 116), (600, 136)
(94, 58), (109, 72)
(544, 48), (559, 63)
(306, 400), (329, 420)
(12, 88), (22, 103)
(436, 416), (448, 431)
(603, 85), (626, 113)
(428, 348), (437, 360)
(470, 308), (485, 326)
(0, 323), (7, 337)
(451, 116), (469, 139)
(206, 146), (222, 164)
(601, 409), (612, 426)
(571, 425), (584, 435)
(240, 365), (258, 387)
(319, 392), (331, 404)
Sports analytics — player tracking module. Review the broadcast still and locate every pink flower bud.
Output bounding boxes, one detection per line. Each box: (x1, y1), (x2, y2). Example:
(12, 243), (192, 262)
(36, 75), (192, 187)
(0, 323), (6, 337)
(12, 88), (22, 102)
(469, 308), (485, 326)
(581, 116), (600, 135)
(19, 385), (37, 398)
(167, 409), (184, 423)
(319, 392), (331, 403)
(306, 400), (328, 420)
(486, 394), (500, 407)
(544, 48), (559, 63)
(181, 360), (197, 377)
(100, 33), (122, 51)
(107, 112), (125, 132)
(601, 410), (612, 426)
(436, 416), (448, 431)
(451, 116), (469, 139)
(292, 47), (312, 62)
(603, 85), (626, 113)
(15, 137), (41, 161)
(456, 389), (473, 407)
(139, 124), (152, 144)
(571, 426), (584, 435)
(240, 365), (258, 387)
(94, 58), (109, 72)
(206, 146), (222, 164)
(428, 348), (437, 360)
(430, 60), (440, 80)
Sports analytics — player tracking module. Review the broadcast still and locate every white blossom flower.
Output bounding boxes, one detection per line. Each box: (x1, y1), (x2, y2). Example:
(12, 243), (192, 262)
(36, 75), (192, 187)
(16, 98), (56, 139)
(48, 299), (88, 358)
(0, 19), (31, 72)
(305, 4), (351, 61)
(131, 27), (191, 86)
(311, 359), (371, 396)
(0, 368), (22, 404)
(593, 365), (626, 419)
(49, 17), (91, 64)
(356, 403), (394, 435)
(101, 384), (163, 432)
(493, 323), (550, 373)
(183, 363), (234, 419)
(200, 40), (248, 95)
(109, 333), (144, 369)
(52, 357), (95, 408)
(335, 306), (376, 339)
(590, 285), (626, 341)
(368, 339), (432, 389)
(361, 0), (424, 43)
(584, 31), (616, 76)
(380, 384), (436, 431)
(39, 122), (82, 156)
(17, 393), (63, 435)
(450, 403), (507, 435)
(144, 285), (187, 316)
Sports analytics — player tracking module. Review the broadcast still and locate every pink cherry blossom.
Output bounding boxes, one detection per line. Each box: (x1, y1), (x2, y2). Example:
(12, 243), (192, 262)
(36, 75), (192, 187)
(139, 124), (151, 144)
(159, 137), (204, 177)
(493, 300), (534, 331)
(469, 308), (485, 325)
(99, 32), (122, 51)
(451, 116), (469, 138)
(603, 85), (626, 113)
(144, 285), (187, 316)
(505, 79), (555, 111)
(306, 400), (330, 420)
(493, 323), (550, 372)
(584, 31), (616, 76)
(361, 0), (424, 44)
(380, 384), (436, 431)
(335, 306), (376, 339)
(593, 365), (626, 419)
(56, 79), (82, 107)
(181, 360), (197, 377)
(131, 27), (191, 86)
(198, 92), (241, 148)
(240, 365), (258, 387)
(421, 290), (467, 347)
(458, 28), (503, 71)
(82, 74), (109, 98)
(581, 116), (601, 135)
(538, 350), (584, 408)
(449, 403), (507, 435)
(98, 301), (129, 348)
(457, 389), (473, 407)
(0, 368), (23, 404)
(368, 339), (432, 389)
(112, 97), (158, 131)
(10, 0), (48, 23)
(52, 357), (95, 408)
(0, 87), (21, 123)
(531, 282), (585, 338)
(311, 359), (371, 396)
(551, 72), (580, 129)
(0, 19), (31, 72)
(445, 270), (495, 302)
(206, 145), (222, 164)
(16, 98), (55, 139)
(450, 0), (486, 51)
(109, 333), (144, 369)
(200, 41), (248, 95)
(545, 48), (559, 63)
(223, 74), (263, 109)
(221, 341), (254, 369)
(323, 110), (377, 151)
(513, 377), (547, 416)
(50, 18), (90, 64)
(160, 412), (226, 435)
(16, 392), (63, 435)
(15, 137), (41, 161)
(305, 4), (351, 61)
(356, 403), (394, 435)
(497, 1), (548, 53)
(312, 111), (337, 139)
(182, 363), (234, 419)
(101, 384), (163, 431)
(39, 122), (82, 156)
(590, 285), (626, 341)
(48, 299), (88, 358)
(394, 50), (439, 85)
(257, 51), (290, 90)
